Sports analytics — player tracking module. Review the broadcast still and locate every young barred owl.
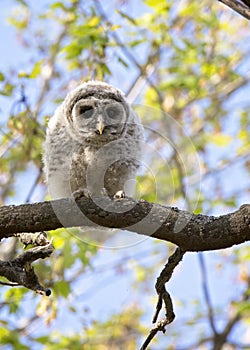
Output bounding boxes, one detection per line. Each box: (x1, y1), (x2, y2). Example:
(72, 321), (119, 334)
(43, 81), (143, 201)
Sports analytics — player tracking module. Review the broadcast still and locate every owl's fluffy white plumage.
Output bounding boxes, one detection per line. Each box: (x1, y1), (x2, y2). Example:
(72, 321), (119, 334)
(43, 81), (144, 201)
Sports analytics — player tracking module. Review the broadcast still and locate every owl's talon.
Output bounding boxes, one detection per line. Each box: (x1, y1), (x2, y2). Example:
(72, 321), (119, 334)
(73, 188), (90, 200)
(100, 188), (109, 197)
(113, 190), (125, 199)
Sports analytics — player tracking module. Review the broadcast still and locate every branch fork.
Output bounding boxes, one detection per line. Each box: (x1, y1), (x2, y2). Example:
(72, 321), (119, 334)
(0, 232), (54, 295)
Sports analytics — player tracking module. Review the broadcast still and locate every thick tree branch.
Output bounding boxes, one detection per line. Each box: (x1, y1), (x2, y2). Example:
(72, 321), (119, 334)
(0, 197), (249, 252)
(218, 0), (250, 20)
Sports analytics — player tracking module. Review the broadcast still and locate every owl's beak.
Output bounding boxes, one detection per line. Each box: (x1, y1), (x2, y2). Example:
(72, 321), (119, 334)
(96, 121), (105, 135)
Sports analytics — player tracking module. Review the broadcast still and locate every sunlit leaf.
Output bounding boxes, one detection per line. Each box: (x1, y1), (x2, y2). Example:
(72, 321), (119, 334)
(30, 60), (43, 78)
(53, 280), (71, 297)
(207, 133), (232, 147)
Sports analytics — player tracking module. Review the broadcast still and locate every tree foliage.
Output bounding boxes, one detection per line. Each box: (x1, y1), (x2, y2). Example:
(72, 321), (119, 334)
(0, 0), (249, 349)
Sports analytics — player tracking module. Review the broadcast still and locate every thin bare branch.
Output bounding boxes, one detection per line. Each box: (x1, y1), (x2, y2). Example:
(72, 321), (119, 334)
(198, 253), (217, 335)
(212, 277), (250, 350)
(140, 247), (185, 350)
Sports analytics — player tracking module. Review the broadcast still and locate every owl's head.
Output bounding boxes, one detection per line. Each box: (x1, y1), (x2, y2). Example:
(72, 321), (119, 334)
(63, 81), (129, 142)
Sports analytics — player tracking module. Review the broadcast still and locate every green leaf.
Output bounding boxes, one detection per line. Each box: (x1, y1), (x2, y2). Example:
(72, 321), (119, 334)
(16, 0), (28, 5)
(207, 134), (232, 147)
(88, 16), (100, 27)
(17, 61), (43, 79)
(34, 336), (50, 344)
(18, 70), (30, 78)
(54, 280), (71, 297)
(63, 238), (74, 268)
(129, 38), (146, 48)
(4, 287), (27, 313)
(116, 10), (137, 25)
(30, 60), (43, 78)
(118, 56), (129, 68)
(99, 63), (111, 76)
(50, 1), (65, 10)
(62, 41), (83, 59)
(145, 0), (164, 7)
(8, 16), (28, 30)
(144, 0), (169, 12)
(0, 82), (14, 96)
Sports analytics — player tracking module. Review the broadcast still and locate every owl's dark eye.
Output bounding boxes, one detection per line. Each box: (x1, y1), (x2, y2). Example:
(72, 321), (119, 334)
(79, 105), (94, 119)
(106, 105), (122, 120)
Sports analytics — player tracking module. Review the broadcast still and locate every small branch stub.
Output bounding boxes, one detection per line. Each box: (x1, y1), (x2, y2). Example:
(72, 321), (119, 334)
(0, 233), (54, 295)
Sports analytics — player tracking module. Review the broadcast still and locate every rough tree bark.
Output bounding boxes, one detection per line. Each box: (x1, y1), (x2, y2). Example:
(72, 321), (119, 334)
(0, 197), (249, 251)
(218, 0), (250, 20)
